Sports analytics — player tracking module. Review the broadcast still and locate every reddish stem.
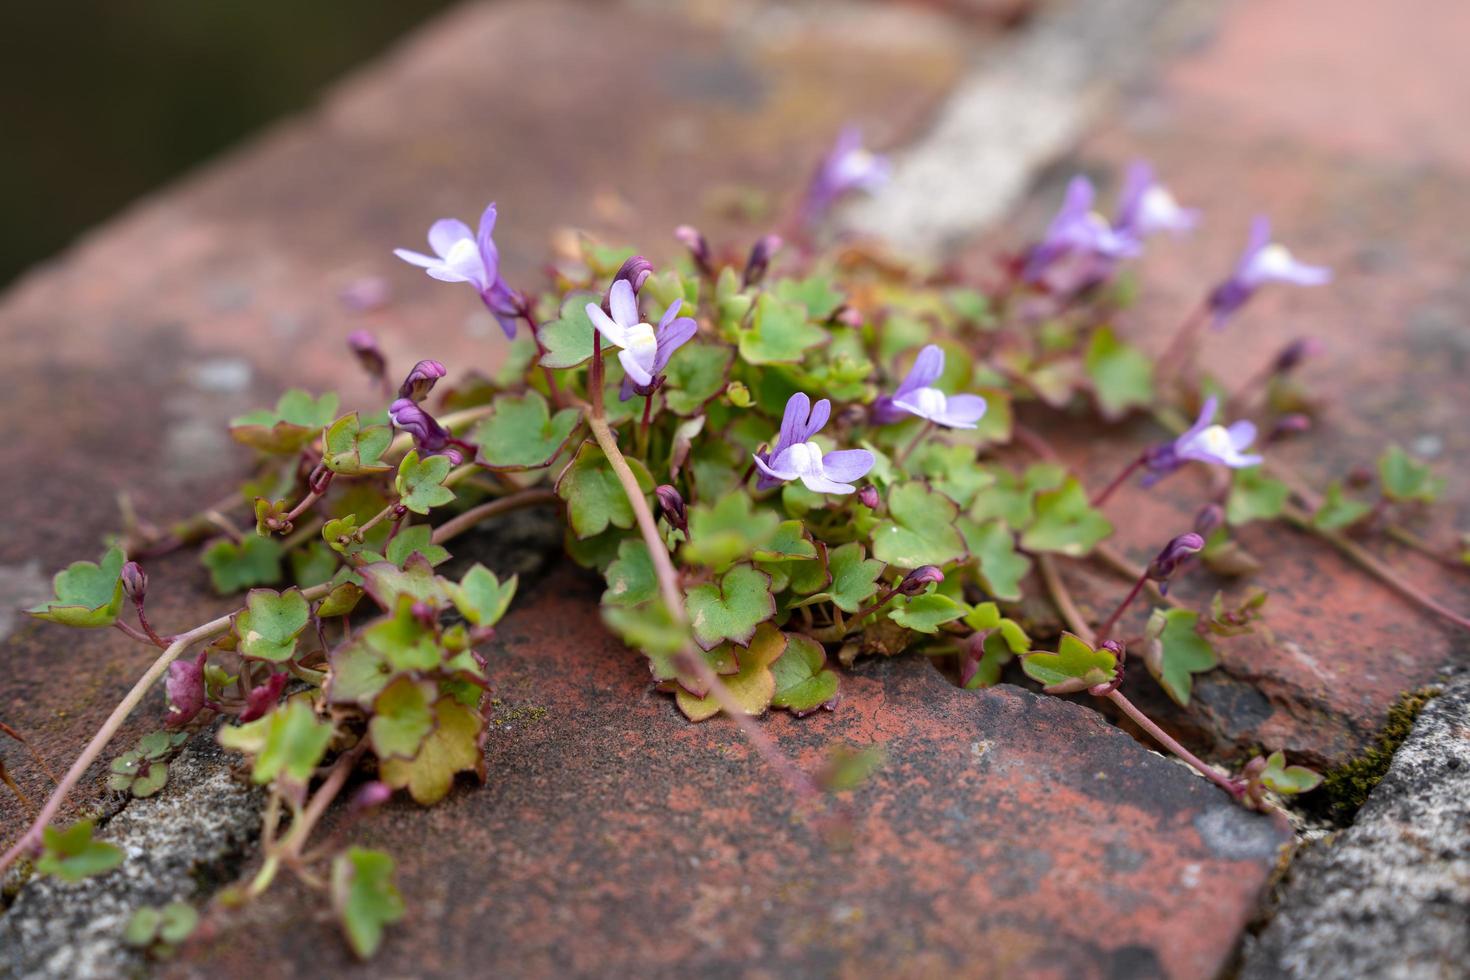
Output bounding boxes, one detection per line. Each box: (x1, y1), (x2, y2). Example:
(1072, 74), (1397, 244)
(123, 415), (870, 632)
(1091, 454), (1145, 508)
(1096, 574), (1147, 643)
(1105, 690), (1243, 799)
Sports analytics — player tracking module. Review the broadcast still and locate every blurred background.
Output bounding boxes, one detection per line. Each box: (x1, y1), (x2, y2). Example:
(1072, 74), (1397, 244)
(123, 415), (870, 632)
(0, 1), (460, 289)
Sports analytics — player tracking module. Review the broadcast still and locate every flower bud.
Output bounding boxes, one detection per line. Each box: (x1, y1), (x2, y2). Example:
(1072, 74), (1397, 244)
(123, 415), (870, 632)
(398, 359), (447, 403)
(674, 225), (711, 275)
(411, 601), (438, 630)
(238, 673), (288, 723)
(1272, 337), (1323, 376)
(743, 234), (783, 287)
(857, 485), (880, 510)
(350, 781), (393, 811)
(612, 255), (654, 296)
(121, 561), (148, 605)
(308, 463), (334, 496)
(347, 329), (387, 381)
(897, 565), (944, 596)
(1146, 532), (1205, 592)
(389, 398), (453, 455)
(1193, 503), (1224, 538)
(653, 485), (688, 535)
(165, 652), (207, 728)
(1267, 413), (1312, 443)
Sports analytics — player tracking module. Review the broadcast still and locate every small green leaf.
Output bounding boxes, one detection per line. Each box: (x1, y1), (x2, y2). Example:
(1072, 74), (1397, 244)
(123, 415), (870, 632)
(821, 542), (885, 613)
(1378, 444), (1445, 503)
(123, 906), (163, 947)
(470, 390), (580, 468)
(675, 623), (784, 720)
(383, 525), (449, 568)
(157, 901), (198, 944)
(961, 631), (1018, 690)
(202, 535), (283, 594)
(601, 540), (658, 608)
(369, 677), (437, 759)
(322, 413), (393, 476)
(395, 450), (456, 515)
(220, 696), (333, 786)
(538, 291), (600, 368)
(445, 564), (517, 627)
(888, 592), (966, 634)
(769, 633), (838, 714)
(970, 463), (1065, 527)
(1141, 608), (1219, 706)
(36, 820), (124, 882)
(555, 441), (654, 539)
(233, 588), (310, 662)
(1021, 478), (1113, 556)
(681, 493), (781, 571)
(753, 520), (819, 562)
(1312, 480), (1373, 531)
(736, 293), (829, 365)
(359, 556), (451, 611)
(957, 517), (1030, 601)
(379, 698), (483, 805)
(914, 443), (994, 509)
(684, 563), (776, 650)
(1022, 633), (1117, 694)
(331, 847), (406, 960)
(28, 545), (126, 628)
(1226, 467), (1290, 525)
(230, 390), (340, 454)
(1259, 750), (1323, 795)
(602, 600), (688, 659)
(663, 343), (733, 415)
(871, 482), (966, 569)
(963, 602), (1030, 653)
(774, 275), (844, 319)
(1085, 325), (1155, 419)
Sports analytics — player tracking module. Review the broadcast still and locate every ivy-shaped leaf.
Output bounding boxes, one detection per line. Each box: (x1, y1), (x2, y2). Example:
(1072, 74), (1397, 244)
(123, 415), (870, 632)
(379, 697), (483, 805)
(218, 696), (332, 786)
(35, 820), (124, 882)
(555, 441), (654, 539)
(1022, 632), (1117, 694)
(681, 493), (781, 571)
(1021, 478), (1113, 556)
(957, 517), (1030, 601)
(914, 444), (994, 509)
(807, 541), (884, 613)
(1378, 444), (1445, 504)
(1258, 750), (1323, 795)
(684, 563), (776, 650)
(233, 588), (310, 662)
(27, 544), (126, 628)
(871, 483), (966, 569)
(888, 592), (967, 634)
(675, 623), (786, 721)
(1312, 480), (1373, 531)
(202, 535), (283, 594)
(369, 677), (437, 760)
(322, 413), (393, 476)
(1085, 325), (1154, 420)
(230, 390), (340, 454)
(332, 847), (407, 961)
(1226, 467), (1290, 525)
(1141, 608), (1219, 706)
(774, 275), (844, 319)
(469, 390), (580, 469)
(603, 600), (688, 663)
(538, 291), (600, 368)
(663, 343), (733, 416)
(769, 633), (838, 714)
(445, 564), (517, 627)
(382, 525), (449, 567)
(359, 556), (450, 611)
(602, 539), (658, 608)
(964, 601), (1030, 654)
(395, 450), (456, 515)
(736, 293), (829, 365)
(970, 463), (1065, 528)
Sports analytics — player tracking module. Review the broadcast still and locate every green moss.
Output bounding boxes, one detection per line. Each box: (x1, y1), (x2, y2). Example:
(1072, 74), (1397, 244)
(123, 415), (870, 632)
(1321, 687), (1439, 822)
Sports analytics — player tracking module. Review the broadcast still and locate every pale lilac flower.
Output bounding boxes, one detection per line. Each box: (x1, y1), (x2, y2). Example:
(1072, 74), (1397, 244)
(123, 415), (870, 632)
(1208, 216), (1331, 325)
(1114, 161), (1198, 240)
(1022, 176), (1140, 284)
(801, 127), (891, 226)
(586, 280), (697, 396)
(753, 393), (874, 494)
(874, 345), (987, 429)
(1144, 396), (1262, 485)
(393, 203), (523, 337)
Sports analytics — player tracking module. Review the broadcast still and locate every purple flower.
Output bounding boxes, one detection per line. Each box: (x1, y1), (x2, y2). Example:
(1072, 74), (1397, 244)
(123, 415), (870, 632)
(753, 393), (874, 494)
(585, 280), (697, 397)
(609, 255), (654, 298)
(743, 234), (783, 287)
(1208, 216), (1331, 325)
(1144, 396), (1262, 485)
(389, 397), (462, 462)
(393, 203), (523, 338)
(801, 126), (891, 227)
(1114, 161), (1198, 240)
(1022, 176), (1140, 284)
(238, 673), (288, 723)
(897, 566), (944, 596)
(165, 653), (207, 728)
(398, 359), (446, 403)
(873, 345), (987, 429)
(1146, 532), (1205, 592)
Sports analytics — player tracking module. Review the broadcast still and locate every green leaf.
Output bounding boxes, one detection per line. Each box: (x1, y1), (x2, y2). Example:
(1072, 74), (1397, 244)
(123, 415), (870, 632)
(663, 343), (733, 415)
(871, 482), (966, 569)
(1141, 608), (1218, 706)
(395, 450), (456, 515)
(888, 593), (966, 634)
(961, 630), (1018, 690)
(963, 602), (1030, 653)
(684, 563), (776, 650)
(555, 441), (654, 539)
(123, 907), (163, 947)
(1312, 480), (1373, 531)
(445, 564), (517, 627)
(1084, 325), (1154, 419)
(220, 696), (333, 786)
(331, 847), (406, 960)
(775, 275), (844, 319)
(383, 525), (449, 568)
(769, 633), (838, 714)
(28, 545), (126, 628)
(820, 542), (885, 613)
(322, 413), (393, 476)
(538, 291), (599, 369)
(359, 556), (450, 611)
(202, 535), (283, 594)
(675, 623), (785, 720)
(470, 390), (580, 468)
(1378, 444), (1445, 503)
(157, 901), (199, 945)
(601, 540), (658, 608)
(681, 493), (781, 570)
(1226, 467), (1290, 525)
(1021, 478), (1113, 556)
(317, 581), (365, 619)
(970, 463), (1065, 528)
(291, 541), (340, 588)
(369, 677), (437, 760)
(1259, 750), (1323, 795)
(379, 697), (483, 805)
(36, 820), (124, 882)
(1022, 633), (1117, 694)
(233, 588), (310, 662)
(230, 390), (339, 454)
(914, 443), (993, 509)
(736, 293), (829, 365)
(602, 600), (688, 659)
(957, 517), (1030, 601)
(753, 520), (819, 561)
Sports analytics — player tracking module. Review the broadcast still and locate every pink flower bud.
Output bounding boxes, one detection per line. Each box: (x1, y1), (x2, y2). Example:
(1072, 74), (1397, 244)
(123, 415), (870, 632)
(238, 673), (288, 723)
(121, 561), (148, 605)
(165, 652), (207, 728)
(857, 485), (880, 510)
(897, 565), (944, 596)
(654, 485), (688, 534)
(398, 359), (447, 403)
(350, 781), (393, 811)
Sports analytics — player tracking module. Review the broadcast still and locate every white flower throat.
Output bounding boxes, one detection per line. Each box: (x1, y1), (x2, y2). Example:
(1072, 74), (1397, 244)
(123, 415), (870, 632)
(784, 441), (825, 475)
(1194, 425), (1234, 455)
(910, 387), (947, 418)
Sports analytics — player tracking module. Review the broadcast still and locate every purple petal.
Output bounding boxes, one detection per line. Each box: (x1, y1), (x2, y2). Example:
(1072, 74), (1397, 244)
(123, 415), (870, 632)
(1239, 215), (1272, 268)
(1115, 160), (1154, 227)
(652, 317), (698, 373)
(1179, 396), (1219, 446)
(619, 375), (636, 402)
(803, 398), (832, 441)
(393, 248), (441, 270)
(476, 202), (498, 255)
(820, 449), (874, 483)
(936, 393), (987, 428)
(586, 303), (626, 346)
(428, 218), (474, 259)
(1226, 419), (1258, 451)
(658, 299), (683, 329)
(777, 393), (812, 455)
(609, 278), (639, 329)
(752, 453), (794, 484)
(898, 345), (945, 396)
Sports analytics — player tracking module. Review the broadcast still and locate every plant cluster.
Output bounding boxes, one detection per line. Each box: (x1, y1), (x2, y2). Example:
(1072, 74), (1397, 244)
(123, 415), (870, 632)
(4, 132), (1465, 959)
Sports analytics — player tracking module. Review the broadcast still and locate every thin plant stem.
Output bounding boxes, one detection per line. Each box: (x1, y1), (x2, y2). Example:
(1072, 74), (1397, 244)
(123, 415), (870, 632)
(1036, 554), (1095, 645)
(1105, 689), (1242, 798)
(1155, 302), (1208, 379)
(1096, 574), (1147, 643)
(1092, 543), (1185, 610)
(1090, 454), (1145, 508)
(112, 620), (159, 647)
(521, 308), (564, 405)
(893, 421), (934, 467)
(430, 489), (559, 546)
(0, 721), (59, 785)
(0, 583), (333, 877)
